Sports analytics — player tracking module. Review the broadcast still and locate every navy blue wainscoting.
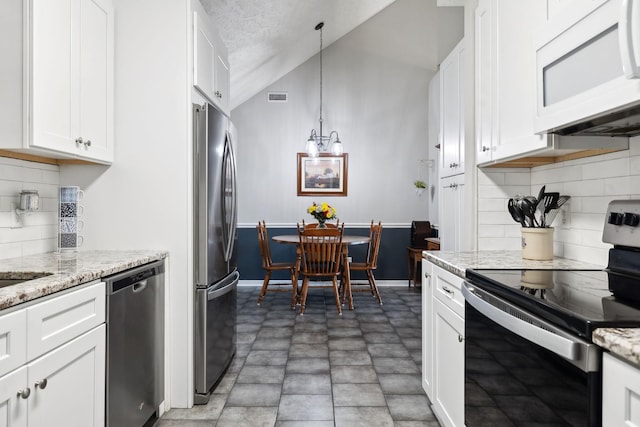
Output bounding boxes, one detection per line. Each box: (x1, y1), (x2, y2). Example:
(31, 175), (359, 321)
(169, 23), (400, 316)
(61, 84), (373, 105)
(236, 225), (414, 282)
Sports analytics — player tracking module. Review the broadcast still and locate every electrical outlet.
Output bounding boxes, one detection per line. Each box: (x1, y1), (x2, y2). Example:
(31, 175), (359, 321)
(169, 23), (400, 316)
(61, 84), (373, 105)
(347, 256), (352, 263)
(10, 203), (22, 228)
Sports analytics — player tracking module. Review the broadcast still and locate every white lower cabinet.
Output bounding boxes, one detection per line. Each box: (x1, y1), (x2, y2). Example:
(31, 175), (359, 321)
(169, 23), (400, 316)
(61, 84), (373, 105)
(0, 282), (105, 427)
(421, 259), (434, 400)
(602, 352), (640, 426)
(423, 261), (465, 427)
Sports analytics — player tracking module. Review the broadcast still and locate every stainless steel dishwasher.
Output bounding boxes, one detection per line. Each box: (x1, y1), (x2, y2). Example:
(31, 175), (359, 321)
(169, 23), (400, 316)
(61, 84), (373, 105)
(105, 260), (165, 427)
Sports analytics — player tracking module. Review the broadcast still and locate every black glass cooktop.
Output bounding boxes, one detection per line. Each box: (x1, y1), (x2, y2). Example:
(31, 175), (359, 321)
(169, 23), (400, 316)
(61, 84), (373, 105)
(465, 269), (640, 339)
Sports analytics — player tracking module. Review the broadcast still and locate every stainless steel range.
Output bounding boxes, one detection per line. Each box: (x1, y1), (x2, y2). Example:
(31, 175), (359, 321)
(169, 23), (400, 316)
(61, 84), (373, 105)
(463, 200), (640, 427)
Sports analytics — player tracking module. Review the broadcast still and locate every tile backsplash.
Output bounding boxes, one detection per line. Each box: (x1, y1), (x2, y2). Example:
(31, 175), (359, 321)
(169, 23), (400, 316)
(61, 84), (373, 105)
(0, 157), (59, 259)
(478, 136), (640, 266)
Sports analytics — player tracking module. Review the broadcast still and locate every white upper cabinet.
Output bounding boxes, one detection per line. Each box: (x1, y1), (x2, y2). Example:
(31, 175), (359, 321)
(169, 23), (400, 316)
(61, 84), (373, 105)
(439, 39), (465, 178)
(0, 0), (114, 164)
(475, 0), (548, 166)
(192, 1), (230, 115)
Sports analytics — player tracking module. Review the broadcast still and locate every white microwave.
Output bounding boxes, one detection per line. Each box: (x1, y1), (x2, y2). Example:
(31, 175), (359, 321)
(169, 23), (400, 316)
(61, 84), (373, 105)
(534, 0), (640, 137)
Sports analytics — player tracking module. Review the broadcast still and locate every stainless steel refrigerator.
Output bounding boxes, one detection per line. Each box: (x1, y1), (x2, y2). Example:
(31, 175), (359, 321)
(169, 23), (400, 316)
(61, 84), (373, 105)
(193, 102), (238, 404)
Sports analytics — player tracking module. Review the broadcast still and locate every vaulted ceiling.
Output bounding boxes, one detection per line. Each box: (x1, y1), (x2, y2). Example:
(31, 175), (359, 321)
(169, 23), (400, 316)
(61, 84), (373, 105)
(200, 0), (398, 110)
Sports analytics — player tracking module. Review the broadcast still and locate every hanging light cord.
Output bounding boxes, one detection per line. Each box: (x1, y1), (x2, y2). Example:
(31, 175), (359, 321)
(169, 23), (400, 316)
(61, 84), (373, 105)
(316, 22), (324, 140)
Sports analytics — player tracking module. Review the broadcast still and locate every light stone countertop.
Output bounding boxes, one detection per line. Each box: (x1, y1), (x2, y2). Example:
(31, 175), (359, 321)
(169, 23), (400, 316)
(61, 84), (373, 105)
(593, 328), (640, 367)
(0, 250), (168, 310)
(422, 250), (604, 277)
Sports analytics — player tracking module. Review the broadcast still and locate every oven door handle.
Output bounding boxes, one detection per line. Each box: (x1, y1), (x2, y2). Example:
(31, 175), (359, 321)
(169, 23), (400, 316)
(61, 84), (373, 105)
(462, 282), (583, 361)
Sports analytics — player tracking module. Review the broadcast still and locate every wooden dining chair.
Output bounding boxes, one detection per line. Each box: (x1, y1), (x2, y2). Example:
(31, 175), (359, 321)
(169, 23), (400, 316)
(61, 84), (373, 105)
(256, 221), (298, 309)
(301, 219), (338, 229)
(296, 222), (345, 315)
(347, 221), (383, 305)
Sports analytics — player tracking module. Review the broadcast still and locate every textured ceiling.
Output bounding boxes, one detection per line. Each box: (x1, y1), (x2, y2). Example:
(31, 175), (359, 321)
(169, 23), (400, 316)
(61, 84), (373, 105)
(200, 0), (398, 110)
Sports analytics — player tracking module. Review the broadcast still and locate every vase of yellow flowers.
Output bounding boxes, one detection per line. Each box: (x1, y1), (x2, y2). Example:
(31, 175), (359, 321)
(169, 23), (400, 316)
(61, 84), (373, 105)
(307, 201), (337, 228)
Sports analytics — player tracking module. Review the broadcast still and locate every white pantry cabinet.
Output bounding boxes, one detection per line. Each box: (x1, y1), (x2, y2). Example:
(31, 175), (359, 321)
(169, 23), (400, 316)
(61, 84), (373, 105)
(0, 282), (105, 427)
(475, 0), (548, 166)
(424, 262), (465, 427)
(439, 39), (465, 178)
(0, 0), (114, 164)
(602, 352), (640, 426)
(193, 1), (230, 115)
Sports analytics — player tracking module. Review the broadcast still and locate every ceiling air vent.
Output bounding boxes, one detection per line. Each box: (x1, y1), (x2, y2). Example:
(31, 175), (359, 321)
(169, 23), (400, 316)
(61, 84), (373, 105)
(267, 92), (288, 102)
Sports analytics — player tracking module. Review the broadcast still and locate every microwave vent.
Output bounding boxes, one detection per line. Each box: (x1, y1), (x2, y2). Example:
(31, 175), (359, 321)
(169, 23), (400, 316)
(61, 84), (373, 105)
(553, 104), (640, 137)
(268, 92), (288, 102)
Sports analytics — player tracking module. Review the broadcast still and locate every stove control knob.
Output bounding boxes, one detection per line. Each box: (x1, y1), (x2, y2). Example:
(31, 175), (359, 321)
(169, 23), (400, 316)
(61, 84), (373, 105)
(609, 212), (624, 225)
(623, 212), (640, 226)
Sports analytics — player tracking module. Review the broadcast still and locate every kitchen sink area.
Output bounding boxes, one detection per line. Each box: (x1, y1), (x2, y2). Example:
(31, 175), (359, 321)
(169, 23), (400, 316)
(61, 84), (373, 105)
(0, 273), (53, 288)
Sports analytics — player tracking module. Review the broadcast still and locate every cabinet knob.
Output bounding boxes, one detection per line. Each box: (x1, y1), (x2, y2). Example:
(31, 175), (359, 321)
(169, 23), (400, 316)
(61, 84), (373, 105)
(84, 139), (92, 147)
(458, 335), (464, 343)
(215, 91), (223, 98)
(17, 388), (30, 399)
(35, 379), (48, 390)
(482, 145), (490, 152)
(424, 273), (430, 278)
(75, 137), (83, 145)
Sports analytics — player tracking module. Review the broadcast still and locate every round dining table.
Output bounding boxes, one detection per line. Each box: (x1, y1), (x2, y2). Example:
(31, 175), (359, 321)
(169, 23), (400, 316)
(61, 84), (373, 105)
(271, 234), (370, 310)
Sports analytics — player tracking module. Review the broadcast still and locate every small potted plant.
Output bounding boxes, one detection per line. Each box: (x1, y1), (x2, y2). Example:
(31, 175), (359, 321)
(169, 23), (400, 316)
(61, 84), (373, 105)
(414, 180), (426, 196)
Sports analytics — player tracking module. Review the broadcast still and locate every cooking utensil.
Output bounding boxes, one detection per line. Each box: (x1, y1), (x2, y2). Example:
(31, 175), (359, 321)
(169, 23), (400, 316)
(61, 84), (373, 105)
(542, 195), (570, 226)
(508, 198), (526, 227)
(535, 185), (546, 212)
(521, 197), (538, 227)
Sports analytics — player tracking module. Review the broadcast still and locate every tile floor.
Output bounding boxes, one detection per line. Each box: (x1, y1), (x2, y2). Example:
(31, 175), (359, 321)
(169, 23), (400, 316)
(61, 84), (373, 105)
(158, 285), (439, 427)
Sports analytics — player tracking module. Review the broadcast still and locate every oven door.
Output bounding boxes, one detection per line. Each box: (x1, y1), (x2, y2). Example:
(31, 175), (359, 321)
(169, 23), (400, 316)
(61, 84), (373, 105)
(462, 282), (602, 427)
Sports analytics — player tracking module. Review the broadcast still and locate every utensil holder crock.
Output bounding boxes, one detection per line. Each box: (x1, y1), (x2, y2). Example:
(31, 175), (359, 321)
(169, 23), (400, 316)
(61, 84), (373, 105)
(521, 227), (554, 260)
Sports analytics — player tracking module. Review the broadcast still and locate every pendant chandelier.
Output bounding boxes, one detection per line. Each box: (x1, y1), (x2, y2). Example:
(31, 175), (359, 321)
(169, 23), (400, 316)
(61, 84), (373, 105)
(305, 22), (343, 157)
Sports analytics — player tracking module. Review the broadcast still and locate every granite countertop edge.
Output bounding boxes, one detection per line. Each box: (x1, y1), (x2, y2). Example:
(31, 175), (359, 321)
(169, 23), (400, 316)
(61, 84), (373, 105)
(423, 250), (640, 369)
(0, 250), (168, 310)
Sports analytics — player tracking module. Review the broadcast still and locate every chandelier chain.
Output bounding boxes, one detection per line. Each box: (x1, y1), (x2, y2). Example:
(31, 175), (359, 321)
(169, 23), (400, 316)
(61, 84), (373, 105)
(318, 23), (324, 138)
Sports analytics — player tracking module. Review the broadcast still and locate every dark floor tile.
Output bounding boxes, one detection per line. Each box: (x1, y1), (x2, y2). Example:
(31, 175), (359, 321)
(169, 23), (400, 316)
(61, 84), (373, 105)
(275, 421), (334, 427)
(331, 365), (378, 383)
(257, 327), (294, 339)
(327, 318), (360, 328)
(288, 343), (329, 358)
(282, 373), (332, 394)
(277, 395), (334, 421)
(333, 383), (386, 406)
(363, 332), (402, 343)
(330, 349), (373, 366)
(378, 373), (424, 394)
(291, 331), (329, 344)
(334, 406), (394, 427)
(327, 327), (363, 337)
(373, 357), (420, 374)
(226, 383), (281, 406)
(161, 393), (225, 420)
(236, 365), (285, 384)
(286, 357), (330, 374)
(215, 406), (278, 427)
(245, 350), (289, 366)
(386, 394), (436, 421)
(367, 343), (411, 358)
(328, 337), (367, 350)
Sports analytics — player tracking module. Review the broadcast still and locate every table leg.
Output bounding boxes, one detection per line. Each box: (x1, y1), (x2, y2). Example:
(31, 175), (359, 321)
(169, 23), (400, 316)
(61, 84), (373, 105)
(293, 247), (302, 306)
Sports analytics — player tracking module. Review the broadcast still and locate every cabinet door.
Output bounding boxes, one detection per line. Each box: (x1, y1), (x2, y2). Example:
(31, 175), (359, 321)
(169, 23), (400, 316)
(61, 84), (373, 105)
(439, 177), (465, 252)
(421, 259), (434, 400)
(214, 53), (230, 113)
(77, 0), (114, 163)
(28, 325), (105, 427)
(433, 298), (464, 427)
(602, 352), (640, 426)
(193, 10), (216, 104)
(0, 367), (28, 427)
(440, 40), (465, 178)
(30, 0), (113, 163)
(475, 0), (496, 165)
(0, 310), (27, 378)
(31, 0), (75, 153)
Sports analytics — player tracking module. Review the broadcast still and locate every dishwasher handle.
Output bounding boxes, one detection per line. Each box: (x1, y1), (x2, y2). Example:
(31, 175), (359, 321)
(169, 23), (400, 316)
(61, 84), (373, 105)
(207, 271), (239, 301)
(132, 280), (147, 293)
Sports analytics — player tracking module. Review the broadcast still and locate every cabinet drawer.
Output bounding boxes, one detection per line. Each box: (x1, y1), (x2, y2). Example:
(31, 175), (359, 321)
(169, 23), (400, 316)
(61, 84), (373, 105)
(27, 282), (105, 360)
(0, 309), (27, 377)
(433, 266), (465, 318)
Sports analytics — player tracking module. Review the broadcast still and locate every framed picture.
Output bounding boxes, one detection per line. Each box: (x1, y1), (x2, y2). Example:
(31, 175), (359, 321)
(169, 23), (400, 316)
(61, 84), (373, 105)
(297, 153), (348, 196)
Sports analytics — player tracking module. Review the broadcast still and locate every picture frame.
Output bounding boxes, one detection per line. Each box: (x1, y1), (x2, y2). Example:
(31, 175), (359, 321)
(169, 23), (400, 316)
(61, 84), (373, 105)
(297, 153), (348, 196)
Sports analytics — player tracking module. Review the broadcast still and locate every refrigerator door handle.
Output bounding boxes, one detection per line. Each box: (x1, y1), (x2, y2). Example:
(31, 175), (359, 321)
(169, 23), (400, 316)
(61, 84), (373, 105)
(222, 131), (237, 262)
(207, 271), (239, 300)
